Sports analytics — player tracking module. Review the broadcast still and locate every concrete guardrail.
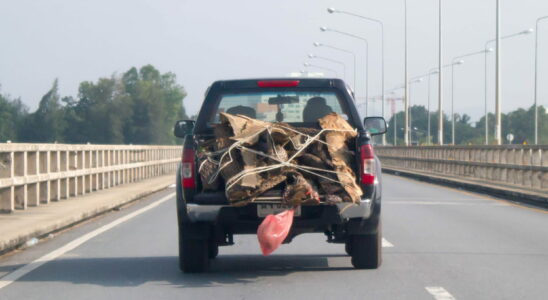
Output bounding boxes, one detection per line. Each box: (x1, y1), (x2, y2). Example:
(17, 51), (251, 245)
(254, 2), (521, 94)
(376, 145), (548, 202)
(0, 143), (181, 213)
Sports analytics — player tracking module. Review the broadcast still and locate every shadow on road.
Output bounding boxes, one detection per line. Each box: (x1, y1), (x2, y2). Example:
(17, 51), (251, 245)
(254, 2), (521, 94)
(4, 254), (352, 288)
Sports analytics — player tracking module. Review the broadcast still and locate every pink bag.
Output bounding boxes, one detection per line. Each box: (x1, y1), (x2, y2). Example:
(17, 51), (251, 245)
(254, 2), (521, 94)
(257, 209), (294, 256)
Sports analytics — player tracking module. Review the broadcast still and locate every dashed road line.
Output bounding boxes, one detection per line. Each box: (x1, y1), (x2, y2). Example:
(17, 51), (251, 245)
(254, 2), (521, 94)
(425, 286), (456, 300)
(0, 193), (175, 291)
(382, 238), (394, 248)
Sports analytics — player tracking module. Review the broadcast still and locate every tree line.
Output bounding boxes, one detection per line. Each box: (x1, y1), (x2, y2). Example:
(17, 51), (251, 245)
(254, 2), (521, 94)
(0, 65), (188, 145)
(2, 68), (545, 146)
(384, 104), (547, 145)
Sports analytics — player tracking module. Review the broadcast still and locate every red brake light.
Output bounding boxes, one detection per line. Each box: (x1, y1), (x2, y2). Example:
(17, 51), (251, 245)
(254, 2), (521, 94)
(360, 144), (376, 185)
(257, 80), (300, 88)
(181, 148), (196, 188)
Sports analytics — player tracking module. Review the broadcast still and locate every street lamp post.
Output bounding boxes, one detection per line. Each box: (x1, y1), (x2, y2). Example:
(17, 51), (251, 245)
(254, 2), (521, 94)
(495, 0), (502, 145)
(394, 100), (398, 145)
(408, 65), (452, 145)
(451, 50), (488, 145)
(404, 0), (409, 146)
(308, 53), (347, 82)
(327, 7), (386, 144)
(483, 28), (533, 144)
(427, 69), (439, 145)
(388, 90), (398, 145)
(437, 0), (444, 145)
(314, 42), (357, 92)
(387, 76), (424, 144)
(408, 78), (424, 140)
(382, 87), (405, 145)
(303, 62), (338, 77)
(320, 26), (369, 116)
(534, 16), (548, 145)
(400, 63), (456, 145)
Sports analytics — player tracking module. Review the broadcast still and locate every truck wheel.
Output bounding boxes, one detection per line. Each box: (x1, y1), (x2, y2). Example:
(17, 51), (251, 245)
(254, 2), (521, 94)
(350, 225), (382, 269)
(178, 223), (209, 273)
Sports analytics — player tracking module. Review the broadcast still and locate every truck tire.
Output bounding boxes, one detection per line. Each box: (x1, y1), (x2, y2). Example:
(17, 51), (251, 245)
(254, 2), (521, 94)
(178, 223), (209, 273)
(350, 223), (382, 269)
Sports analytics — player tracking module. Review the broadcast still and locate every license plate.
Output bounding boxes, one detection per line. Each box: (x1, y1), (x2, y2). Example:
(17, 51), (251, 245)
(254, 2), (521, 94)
(257, 204), (301, 217)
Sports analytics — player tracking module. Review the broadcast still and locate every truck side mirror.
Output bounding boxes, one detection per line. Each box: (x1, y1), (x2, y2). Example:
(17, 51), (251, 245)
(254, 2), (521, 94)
(173, 120), (195, 138)
(364, 117), (387, 136)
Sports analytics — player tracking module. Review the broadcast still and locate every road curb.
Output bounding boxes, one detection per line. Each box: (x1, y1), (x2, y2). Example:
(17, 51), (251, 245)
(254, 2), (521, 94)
(382, 167), (548, 209)
(0, 178), (173, 256)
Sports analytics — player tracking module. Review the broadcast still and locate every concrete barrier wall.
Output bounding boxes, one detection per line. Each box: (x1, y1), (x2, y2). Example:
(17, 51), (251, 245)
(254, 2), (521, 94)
(375, 145), (548, 192)
(0, 143), (181, 213)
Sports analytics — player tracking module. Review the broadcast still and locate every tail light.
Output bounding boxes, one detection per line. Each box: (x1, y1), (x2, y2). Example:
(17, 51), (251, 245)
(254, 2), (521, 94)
(360, 144), (376, 185)
(257, 80), (300, 88)
(181, 148), (196, 188)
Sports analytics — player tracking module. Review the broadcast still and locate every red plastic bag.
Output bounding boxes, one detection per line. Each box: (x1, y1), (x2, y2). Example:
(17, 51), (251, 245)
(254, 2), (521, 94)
(257, 209), (294, 256)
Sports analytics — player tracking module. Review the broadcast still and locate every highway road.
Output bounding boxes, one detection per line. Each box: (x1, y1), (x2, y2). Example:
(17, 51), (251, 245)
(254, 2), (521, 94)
(0, 174), (547, 299)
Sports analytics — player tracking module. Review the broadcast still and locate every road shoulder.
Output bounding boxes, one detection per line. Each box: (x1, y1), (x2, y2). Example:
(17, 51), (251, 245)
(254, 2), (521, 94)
(0, 175), (173, 255)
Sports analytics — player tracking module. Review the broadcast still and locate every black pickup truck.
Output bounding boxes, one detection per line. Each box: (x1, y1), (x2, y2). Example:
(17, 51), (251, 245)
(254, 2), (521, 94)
(174, 78), (387, 273)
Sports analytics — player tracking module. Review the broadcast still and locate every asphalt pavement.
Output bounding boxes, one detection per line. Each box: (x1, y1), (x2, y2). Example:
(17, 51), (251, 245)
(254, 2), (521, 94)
(0, 174), (547, 300)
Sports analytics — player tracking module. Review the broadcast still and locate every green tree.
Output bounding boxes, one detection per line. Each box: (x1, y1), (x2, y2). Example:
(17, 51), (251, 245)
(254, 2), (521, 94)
(2, 65), (188, 144)
(122, 65), (187, 144)
(63, 77), (132, 144)
(0, 89), (28, 141)
(502, 105), (547, 144)
(19, 79), (65, 142)
(386, 105), (453, 145)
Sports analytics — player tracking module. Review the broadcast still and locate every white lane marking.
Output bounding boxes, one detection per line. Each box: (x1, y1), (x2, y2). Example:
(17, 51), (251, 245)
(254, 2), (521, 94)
(0, 192), (175, 290)
(382, 238), (394, 248)
(386, 201), (507, 206)
(168, 184), (176, 188)
(425, 286), (456, 300)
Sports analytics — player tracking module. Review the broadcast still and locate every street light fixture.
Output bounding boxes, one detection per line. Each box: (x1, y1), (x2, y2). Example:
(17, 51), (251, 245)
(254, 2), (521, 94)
(409, 77), (424, 84)
(303, 62), (338, 77)
(307, 53), (347, 81)
(327, 7), (386, 144)
(484, 28), (533, 144)
(320, 26), (370, 116)
(313, 42), (357, 92)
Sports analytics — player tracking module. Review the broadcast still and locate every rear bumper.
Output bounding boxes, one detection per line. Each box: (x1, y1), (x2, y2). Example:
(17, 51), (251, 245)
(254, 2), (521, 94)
(185, 198), (373, 223)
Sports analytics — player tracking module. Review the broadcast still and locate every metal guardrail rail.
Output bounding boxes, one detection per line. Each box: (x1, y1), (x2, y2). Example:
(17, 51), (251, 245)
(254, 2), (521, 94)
(0, 143), (181, 213)
(375, 145), (548, 192)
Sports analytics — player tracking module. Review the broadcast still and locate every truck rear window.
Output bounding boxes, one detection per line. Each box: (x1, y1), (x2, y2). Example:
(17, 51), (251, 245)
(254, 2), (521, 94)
(211, 91), (348, 123)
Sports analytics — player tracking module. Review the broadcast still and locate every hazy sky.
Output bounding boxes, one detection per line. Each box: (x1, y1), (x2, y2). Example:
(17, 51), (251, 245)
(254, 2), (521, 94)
(1, 0), (548, 121)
